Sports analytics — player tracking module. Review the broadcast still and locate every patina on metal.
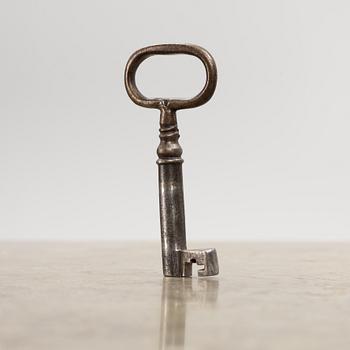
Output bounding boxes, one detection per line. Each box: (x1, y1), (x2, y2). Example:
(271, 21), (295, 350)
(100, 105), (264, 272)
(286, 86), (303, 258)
(124, 44), (219, 277)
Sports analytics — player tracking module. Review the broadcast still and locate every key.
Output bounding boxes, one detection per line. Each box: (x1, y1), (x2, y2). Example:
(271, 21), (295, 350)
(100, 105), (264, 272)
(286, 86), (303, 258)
(124, 44), (219, 277)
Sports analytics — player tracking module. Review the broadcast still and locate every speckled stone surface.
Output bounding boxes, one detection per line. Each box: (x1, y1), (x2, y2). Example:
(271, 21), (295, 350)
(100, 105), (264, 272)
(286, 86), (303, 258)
(1, 242), (350, 350)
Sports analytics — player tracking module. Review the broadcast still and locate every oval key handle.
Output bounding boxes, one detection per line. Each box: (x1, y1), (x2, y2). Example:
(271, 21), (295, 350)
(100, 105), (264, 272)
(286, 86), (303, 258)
(124, 44), (217, 111)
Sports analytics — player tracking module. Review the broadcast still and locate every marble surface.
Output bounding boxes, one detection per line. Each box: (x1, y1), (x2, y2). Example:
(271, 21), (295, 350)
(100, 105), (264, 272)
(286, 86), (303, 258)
(1, 242), (350, 350)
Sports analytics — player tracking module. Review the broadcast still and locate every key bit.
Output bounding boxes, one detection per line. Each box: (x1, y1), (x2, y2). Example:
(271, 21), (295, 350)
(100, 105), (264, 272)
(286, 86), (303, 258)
(124, 44), (219, 277)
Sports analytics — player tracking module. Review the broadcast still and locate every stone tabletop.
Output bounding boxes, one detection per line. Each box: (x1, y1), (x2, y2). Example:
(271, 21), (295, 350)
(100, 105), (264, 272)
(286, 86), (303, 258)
(1, 242), (350, 350)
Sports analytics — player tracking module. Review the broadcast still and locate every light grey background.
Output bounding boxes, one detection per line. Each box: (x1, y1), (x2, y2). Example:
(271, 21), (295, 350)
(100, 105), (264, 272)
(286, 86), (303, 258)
(1, 0), (349, 240)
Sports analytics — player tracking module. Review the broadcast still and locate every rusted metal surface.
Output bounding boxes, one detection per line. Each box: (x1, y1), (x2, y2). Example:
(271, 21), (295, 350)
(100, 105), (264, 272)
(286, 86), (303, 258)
(125, 44), (219, 277)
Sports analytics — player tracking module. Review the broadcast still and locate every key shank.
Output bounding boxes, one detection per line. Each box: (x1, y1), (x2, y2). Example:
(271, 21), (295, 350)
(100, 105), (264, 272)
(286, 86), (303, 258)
(157, 107), (218, 277)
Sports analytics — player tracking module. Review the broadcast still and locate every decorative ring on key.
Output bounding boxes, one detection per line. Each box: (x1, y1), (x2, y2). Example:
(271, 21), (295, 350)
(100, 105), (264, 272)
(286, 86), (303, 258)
(124, 44), (217, 111)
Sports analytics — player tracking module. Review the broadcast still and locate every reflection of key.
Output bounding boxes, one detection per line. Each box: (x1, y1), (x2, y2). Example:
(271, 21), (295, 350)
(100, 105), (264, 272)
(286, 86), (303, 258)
(125, 44), (219, 277)
(159, 278), (219, 349)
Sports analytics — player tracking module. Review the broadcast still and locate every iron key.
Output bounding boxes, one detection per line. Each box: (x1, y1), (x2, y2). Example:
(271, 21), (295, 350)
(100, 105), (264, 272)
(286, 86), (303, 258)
(124, 44), (219, 277)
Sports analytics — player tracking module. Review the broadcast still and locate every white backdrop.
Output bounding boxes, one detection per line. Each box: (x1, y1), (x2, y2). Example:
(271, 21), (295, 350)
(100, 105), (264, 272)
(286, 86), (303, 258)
(1, 0), (349, 240)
